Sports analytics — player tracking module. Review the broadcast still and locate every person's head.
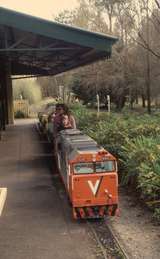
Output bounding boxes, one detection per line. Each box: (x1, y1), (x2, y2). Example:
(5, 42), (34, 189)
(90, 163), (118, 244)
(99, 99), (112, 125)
(55, 103), (64, 115)
(55, 103), (70, 116)
(62, 114), (70, 127)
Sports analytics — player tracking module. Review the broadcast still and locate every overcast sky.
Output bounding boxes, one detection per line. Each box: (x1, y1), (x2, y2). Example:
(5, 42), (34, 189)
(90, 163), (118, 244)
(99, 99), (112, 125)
(0, 0), (78, 20)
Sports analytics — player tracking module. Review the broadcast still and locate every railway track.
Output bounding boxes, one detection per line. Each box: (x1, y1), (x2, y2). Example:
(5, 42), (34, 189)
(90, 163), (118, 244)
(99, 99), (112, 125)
(87, 219), (130, 259)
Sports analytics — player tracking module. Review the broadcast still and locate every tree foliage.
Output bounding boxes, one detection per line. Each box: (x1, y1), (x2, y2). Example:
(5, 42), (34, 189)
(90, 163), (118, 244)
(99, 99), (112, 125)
(13, 79), (42, 104)
(37, 77), (59, 98)
(38, 0), (160, 111)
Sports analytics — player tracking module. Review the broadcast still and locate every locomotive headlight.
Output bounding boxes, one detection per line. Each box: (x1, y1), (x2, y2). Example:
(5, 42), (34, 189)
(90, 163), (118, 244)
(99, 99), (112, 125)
(105, 189), (112, 199)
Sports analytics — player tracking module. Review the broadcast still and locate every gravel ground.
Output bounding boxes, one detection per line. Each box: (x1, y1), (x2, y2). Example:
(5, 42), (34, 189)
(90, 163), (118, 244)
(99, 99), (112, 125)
(109, 189), (160, 259)
(87, 220), (124, 259)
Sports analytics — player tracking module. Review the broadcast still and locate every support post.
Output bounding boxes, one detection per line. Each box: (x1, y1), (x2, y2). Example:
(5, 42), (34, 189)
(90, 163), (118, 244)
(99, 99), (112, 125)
(0, 59), (14, 125)
(0, 70), (7, 128)
(5, 60), (14, 124)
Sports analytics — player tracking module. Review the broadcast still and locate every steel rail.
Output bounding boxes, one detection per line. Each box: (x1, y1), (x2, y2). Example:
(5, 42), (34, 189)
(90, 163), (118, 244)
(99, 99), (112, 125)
(107, 222), (131, 259)
(87, 220), (130, 259)
(86, 221), (108, 259)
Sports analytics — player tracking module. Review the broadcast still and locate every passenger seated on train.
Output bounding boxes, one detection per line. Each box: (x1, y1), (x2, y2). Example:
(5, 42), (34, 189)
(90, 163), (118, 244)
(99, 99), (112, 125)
(53, 103), (76, 136)
(57, 114), (73, 132)
(53, 103), (76, 154)
(53, 103), (64, 134)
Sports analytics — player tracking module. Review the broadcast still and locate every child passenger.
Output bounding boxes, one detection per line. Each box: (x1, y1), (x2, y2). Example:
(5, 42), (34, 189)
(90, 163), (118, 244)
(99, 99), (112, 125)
(58, 114), (73, 132)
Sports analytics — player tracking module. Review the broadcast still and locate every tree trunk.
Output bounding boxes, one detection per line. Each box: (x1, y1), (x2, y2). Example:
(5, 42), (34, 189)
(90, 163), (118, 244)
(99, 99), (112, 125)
(146, 0), (151, 114)
(109, 15), (112, 33)
(141, 95), (146, 108)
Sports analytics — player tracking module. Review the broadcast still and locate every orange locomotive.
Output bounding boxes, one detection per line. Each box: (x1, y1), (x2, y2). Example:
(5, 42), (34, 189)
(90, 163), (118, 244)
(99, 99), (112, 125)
(57, 129), (119, 219)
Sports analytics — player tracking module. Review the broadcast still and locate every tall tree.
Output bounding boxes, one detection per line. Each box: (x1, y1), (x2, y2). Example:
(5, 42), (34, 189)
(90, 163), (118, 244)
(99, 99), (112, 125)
(90, 0), (128, 33)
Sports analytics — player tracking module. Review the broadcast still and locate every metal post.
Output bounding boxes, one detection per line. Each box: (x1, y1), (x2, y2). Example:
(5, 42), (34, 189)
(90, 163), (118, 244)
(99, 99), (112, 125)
(96, 94), (100, 118)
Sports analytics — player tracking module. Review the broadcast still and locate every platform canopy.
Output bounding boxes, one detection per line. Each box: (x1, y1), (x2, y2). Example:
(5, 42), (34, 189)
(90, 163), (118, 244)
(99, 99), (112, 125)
(0, 7), (118, 77)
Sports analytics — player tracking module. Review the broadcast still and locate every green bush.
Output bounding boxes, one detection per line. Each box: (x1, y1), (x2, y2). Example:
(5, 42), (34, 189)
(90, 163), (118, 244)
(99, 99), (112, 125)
(120, 136), (160, 198)
(153, 208), (160, 223)
(14, 110), (26, 118)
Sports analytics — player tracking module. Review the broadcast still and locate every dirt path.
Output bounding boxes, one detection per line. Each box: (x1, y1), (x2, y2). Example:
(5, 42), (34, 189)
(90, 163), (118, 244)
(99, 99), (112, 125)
(109, 189), (160, 259)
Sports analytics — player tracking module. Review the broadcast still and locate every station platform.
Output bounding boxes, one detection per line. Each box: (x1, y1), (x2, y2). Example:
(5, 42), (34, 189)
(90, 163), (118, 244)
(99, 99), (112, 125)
(0, 119), (96, 259)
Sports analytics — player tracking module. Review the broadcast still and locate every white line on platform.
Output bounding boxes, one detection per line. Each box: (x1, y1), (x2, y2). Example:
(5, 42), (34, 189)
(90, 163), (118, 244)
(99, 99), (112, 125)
(0, 188), (7, 216)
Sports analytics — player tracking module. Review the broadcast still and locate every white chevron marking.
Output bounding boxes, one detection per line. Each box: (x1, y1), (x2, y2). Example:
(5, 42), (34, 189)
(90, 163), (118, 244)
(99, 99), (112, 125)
(88, 180), (100, 196)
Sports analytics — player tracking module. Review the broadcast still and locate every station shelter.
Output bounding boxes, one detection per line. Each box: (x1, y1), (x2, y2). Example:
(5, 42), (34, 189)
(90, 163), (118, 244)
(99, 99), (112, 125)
(0, 7), (117, 133)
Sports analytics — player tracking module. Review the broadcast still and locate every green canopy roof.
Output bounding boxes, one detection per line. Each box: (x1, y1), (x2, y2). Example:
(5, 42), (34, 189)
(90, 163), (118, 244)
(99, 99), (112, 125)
(0, 7), (118, 76)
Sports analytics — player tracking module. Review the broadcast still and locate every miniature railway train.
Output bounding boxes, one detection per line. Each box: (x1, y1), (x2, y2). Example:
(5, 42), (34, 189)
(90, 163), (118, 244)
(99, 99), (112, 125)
(57, 129), (119, 219)
(38, 115), (119, 219)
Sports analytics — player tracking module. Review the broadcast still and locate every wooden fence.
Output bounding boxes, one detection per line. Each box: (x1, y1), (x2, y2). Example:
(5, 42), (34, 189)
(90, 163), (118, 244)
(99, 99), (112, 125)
(14, 100), (29, 117)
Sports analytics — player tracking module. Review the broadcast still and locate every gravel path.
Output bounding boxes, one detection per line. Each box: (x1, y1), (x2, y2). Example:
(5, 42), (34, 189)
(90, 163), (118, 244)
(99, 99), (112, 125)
(109, 190), (160, 259)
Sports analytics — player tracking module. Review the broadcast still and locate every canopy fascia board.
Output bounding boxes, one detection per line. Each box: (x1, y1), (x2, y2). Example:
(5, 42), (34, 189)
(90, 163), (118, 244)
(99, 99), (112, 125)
(0, 7), (117, 52)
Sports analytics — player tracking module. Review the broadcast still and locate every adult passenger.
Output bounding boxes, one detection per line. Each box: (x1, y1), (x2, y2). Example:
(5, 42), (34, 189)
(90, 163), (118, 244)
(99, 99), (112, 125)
(53, 103), (76, 136)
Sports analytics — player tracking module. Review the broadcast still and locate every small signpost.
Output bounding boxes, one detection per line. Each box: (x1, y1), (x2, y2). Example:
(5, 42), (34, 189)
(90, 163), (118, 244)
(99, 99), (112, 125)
(107, 95), (111, 114)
